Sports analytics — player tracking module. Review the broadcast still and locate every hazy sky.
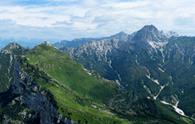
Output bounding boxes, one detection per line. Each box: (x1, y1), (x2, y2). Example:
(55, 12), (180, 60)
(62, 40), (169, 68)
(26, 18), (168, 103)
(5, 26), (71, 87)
(0, 0), (194, 41)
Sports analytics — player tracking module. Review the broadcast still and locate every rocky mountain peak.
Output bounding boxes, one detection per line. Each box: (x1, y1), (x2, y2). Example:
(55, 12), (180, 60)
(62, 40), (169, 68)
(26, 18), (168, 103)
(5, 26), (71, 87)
(130, 25), (169, 49)
(141, 25), (158, 32)
(1, 42), (24, 54)
(132, 25), (167, 43)
(4, 42), (21, 49)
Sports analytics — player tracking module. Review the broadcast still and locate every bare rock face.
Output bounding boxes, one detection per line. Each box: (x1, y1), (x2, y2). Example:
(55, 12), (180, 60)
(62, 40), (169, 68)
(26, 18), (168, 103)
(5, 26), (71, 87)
(0, 43), (26, 93)
(0, 54), (72, 124)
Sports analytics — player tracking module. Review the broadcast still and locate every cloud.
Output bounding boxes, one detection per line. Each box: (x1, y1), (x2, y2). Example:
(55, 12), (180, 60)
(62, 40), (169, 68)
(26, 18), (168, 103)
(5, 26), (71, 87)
(0, 0), (195, 41)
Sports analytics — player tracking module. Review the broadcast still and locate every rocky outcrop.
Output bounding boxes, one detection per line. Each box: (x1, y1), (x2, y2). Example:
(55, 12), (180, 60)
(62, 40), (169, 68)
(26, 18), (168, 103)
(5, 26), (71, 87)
(0, 55), (74, 124)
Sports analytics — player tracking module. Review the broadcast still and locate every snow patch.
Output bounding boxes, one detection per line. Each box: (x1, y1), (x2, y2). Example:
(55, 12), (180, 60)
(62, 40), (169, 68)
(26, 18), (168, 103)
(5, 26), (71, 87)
(108, 60), (112, 68)
(174, 101), (185, 116)
(146, 74), (160, 85)
(153, 85), (165, 100)
(181, 90), (184, 94)
(135, 55), (139, 65)
(147, 96), (151, 99)
(148, 41), (168, 49)
(91, 104), (97, 109)
(116, 71), (122, 81)
(115, 80), (121, 86)
(158, 67), (165, 72)
(83, 68), (92, 75)
(153, 79), (160, 85)
(160, 101), (185, 116)
(161, 100), (169, 105)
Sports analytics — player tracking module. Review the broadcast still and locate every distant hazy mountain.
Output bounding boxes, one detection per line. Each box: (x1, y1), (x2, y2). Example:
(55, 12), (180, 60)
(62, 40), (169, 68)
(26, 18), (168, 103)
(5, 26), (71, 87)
(0, 38), (49, 48)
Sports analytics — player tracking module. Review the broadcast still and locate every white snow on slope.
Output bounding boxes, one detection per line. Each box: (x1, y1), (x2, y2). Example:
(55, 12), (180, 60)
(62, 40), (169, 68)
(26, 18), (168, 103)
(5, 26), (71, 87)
(83, 68), (92, 75)
(158, 67), (165, 72)
(135, 55), (139, 65)
(146, 74), (160, 85)
(115, 80), (121, 86)
(148, 41), (168, 49)
(115, 72), (122, 86)
(153, 85), (165, 100)
(161, 100), (185, 116)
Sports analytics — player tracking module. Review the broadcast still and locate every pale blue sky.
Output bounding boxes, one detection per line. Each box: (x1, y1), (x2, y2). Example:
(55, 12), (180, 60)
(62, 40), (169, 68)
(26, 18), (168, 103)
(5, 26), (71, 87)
(0, 0), (194, 42)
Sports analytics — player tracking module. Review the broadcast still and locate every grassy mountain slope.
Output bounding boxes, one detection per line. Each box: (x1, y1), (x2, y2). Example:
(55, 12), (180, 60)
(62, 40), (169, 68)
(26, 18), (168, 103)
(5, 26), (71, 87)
(23, 44), (130, 124)
(26, 44), (117, 103)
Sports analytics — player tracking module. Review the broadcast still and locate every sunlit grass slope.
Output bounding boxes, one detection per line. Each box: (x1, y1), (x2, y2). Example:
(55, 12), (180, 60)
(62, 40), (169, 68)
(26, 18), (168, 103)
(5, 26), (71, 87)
(23, 43), (130, 124)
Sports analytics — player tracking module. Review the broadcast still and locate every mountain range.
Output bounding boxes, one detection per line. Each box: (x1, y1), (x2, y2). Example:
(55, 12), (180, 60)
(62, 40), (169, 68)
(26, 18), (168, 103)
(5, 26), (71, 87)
(0, 25), (195, 124)
(54, 25), (195, 123)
